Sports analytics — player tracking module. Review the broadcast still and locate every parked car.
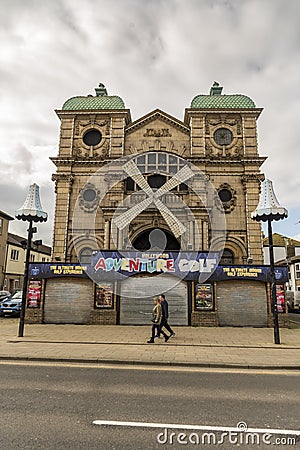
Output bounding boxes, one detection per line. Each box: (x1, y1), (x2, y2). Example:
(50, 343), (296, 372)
(0, 290), (10, 301)
(287, 291), (300, 313)
(0, 290), (23, 317)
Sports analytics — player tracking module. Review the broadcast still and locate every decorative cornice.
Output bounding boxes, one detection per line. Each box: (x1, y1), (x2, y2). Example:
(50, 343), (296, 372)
(189, 156), (267, 166)
(50, 157), (75, 166)
(241, 173), (265, 184)
(50, 156), (114, 166)
(55, 109), (132, 125)
(51, 173), (74, 182)
(184, 108), (263, 124)
(51, 173), (74, 193)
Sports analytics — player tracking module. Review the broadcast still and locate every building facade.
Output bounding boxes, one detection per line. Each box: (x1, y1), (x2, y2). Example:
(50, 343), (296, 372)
(263, 233), (300, 312)
(3, 233), (51, 292)
(0, 211), (14, 290)
(263, 233), (300, 264)
(286, 255), (300, 311)
(26, 82), (289, 327)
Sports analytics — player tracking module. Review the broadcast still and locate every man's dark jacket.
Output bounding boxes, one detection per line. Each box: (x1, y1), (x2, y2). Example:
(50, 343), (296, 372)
(160, 299), (169, 319)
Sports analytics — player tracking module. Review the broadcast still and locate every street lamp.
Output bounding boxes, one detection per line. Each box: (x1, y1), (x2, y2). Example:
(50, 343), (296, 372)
(15, 183), (47, 337)
(251, 179), (288, 344)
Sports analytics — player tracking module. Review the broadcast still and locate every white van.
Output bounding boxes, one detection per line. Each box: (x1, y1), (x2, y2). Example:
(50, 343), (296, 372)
(287, 290), (300, 312)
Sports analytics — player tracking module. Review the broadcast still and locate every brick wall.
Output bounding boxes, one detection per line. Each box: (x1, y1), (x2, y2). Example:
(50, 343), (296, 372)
(25, 308), (43, 324)
(90, 310), (117, 324)
(191, 312), (219, 327)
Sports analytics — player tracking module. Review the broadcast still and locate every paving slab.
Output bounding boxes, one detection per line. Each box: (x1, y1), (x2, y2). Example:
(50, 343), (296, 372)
(0, 319), (299, 369)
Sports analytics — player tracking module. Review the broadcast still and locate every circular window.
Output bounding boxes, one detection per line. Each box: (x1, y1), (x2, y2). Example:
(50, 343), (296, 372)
(218, 189), (233, 203)
(83, 188), (97, 202)
(83, 129), (102, 146)
(213, 128), (233, 146)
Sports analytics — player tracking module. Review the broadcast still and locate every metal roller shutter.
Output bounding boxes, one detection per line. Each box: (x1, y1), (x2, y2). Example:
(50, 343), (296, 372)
(217, 280), (267, 327)
(44, 278), (93, 324)
(120, 275), (188, 325)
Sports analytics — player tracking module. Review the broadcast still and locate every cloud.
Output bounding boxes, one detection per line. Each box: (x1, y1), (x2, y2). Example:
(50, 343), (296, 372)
(0, 0), (299, 243)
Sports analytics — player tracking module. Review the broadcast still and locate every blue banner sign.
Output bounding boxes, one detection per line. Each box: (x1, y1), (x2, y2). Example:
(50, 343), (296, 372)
(210, 265), (288, 283)
(28, 251), (288, 283)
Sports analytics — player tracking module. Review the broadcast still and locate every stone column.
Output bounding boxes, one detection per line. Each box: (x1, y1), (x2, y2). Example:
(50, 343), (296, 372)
(241, 174), (264, 264)
(104, 220), (111, 249)
(202, 220), (209, 251)
(51, 173), (74, 260)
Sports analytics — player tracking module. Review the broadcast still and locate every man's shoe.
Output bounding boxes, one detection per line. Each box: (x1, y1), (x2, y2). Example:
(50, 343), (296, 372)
(147, 339), (154, 343)
(170, 332), (176, 338)
(164, 336), (170, 342)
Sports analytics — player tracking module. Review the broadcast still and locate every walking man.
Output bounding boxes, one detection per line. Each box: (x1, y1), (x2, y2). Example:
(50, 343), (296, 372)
(157, 293), (176, 338)
(147, 297), (170, 343)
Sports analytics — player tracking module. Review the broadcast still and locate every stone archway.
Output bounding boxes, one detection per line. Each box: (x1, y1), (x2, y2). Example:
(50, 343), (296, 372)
(132, 228), (180, 251)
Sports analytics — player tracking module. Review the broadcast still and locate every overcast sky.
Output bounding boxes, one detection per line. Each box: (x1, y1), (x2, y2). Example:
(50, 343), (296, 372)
(0, 0), (299, 245)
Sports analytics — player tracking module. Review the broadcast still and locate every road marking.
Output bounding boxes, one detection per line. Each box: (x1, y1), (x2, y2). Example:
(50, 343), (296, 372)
(92, 420), (300, 436)
(0, 360), (299, 375)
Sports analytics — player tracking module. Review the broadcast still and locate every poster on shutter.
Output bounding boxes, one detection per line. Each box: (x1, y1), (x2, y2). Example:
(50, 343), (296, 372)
(95, 283), (113, 309)
(195, 284), (213, 310)
(27, 280), (42, 308)
(274, 284), (285, 313)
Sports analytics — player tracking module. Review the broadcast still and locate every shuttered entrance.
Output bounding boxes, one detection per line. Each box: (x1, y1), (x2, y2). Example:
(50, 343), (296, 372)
(120, 275), (188, 325)
(217, 280), (267, 327)
(44, 278), (93, 324)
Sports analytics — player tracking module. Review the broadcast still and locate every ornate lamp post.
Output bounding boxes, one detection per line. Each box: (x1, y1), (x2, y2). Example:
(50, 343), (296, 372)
(15, 183), (47, 337)
(251, 179), (288, 344)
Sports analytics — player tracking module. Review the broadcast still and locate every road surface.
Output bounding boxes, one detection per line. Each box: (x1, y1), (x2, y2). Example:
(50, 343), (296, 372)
(0, 362), (299, 449)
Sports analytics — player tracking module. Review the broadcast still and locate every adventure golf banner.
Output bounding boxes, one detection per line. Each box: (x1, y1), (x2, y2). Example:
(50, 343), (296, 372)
(28, 251), (288, 283)
(89, 251), (218, 281)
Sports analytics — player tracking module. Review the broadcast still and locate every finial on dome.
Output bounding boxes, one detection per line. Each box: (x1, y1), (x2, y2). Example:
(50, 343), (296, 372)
(95, 83), (108, 96)
(210, 81), (223, 96)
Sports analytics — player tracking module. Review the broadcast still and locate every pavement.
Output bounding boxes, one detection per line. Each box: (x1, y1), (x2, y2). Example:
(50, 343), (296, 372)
(0, 319), (299, 369)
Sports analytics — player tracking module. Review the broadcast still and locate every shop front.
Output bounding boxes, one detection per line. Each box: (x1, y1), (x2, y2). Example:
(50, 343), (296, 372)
(25, 252), (289, 327)
(119, 274), (188, 325)
(44, 277), (93, 324)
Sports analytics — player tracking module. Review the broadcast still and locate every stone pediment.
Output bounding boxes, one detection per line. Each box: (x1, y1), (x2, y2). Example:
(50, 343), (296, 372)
(124, 109), (190, 156)
(125, 109), (190, 136)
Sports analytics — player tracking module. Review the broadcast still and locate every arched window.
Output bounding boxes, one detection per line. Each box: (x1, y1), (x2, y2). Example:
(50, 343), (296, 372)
(125, 177), (135, 191)
(132, 228), (180, 251)
(179, 183), (188, 191)
(136, 152), (185, 173)
(220, 249), (234, 265)
(147, 174), (166, 189)
(79, 247), (93, 264)
(125, 153), (189, 192)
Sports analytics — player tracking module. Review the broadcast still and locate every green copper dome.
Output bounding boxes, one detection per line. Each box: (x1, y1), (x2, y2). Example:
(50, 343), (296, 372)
(191, 82), (256, 109)
(62, 83), (125, 110)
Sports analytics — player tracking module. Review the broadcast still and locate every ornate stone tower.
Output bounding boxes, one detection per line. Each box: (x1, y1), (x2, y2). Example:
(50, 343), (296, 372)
(51, 84), (131, 261)
(185, 82), (265, 264)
